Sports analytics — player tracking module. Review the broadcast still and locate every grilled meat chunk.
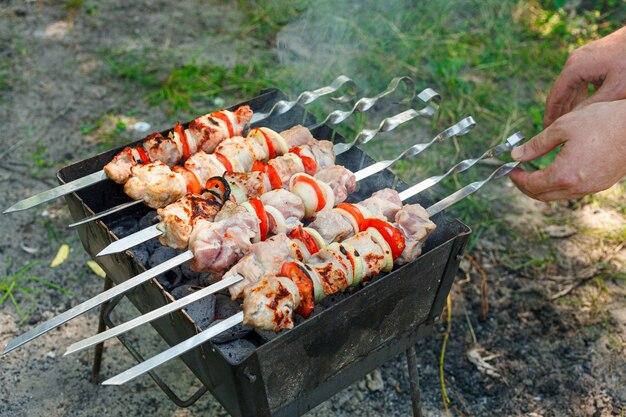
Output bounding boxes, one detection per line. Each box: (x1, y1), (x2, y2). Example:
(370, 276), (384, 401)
(187, 106), (252, 153)
(124, 161), (187, 208)
(184, 152), (227, 186)
(394, 204), (436, 265)
(242, 275), (301, 331)
(189, 204), (258, 273)
(156, 194), (222, 249)
(308, 209), (354, 243)
(226, 234), (307, 299)
(280, 125), (316, 148)
(314, 165), (356, 204)
(356, 188), (402, 220)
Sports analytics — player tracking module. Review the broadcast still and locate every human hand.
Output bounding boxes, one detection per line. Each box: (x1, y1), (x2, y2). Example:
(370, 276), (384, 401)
(543, 26), (626, 128)
(509, 100), (626, 202)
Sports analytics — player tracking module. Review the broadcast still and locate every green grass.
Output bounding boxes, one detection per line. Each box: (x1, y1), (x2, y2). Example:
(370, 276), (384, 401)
(1, 260), (74, 323)
(99, 0), (623, 244)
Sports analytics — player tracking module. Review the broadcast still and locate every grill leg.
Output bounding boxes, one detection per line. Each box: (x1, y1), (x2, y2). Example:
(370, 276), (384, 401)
(91, 276), (113, 383)
(406, 345), (423, 417)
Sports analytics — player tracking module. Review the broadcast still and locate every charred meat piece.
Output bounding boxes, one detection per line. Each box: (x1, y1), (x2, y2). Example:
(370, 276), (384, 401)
(124, 161), (187, 208)
(242, 275), (301, 331)
(394, 203), (436, 265)
(156, 194), (222, 249)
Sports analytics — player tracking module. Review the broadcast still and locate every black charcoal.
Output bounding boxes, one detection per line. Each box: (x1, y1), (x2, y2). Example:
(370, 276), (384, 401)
(170, 285), (217, 330)
(214, 338), (256, 365)
(254, 327), (288, 343)
(212, 319), (251, 343)
(181, 262), (203, 281)
(319, 292), (350, 308)
(138, 210), (159, 229)
(148, 246), (182, 267)
(214, 294), (241, 318)
(109, 217), (139, 238)
(155, 268), (183, 290)
(130, 245), (149, 267)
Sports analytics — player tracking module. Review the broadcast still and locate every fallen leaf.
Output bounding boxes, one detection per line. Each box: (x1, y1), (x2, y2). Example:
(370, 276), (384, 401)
(50, 244), (70, 267)
(87, 261), (106, 278)
(543, 225), (576, 238)
(466, 346), (501, 378)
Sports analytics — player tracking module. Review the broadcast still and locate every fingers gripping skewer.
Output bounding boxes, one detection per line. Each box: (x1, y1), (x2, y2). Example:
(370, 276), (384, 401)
(3, 77), (356, 214)
(249, 75), (356, 125)
(100, 159), (522, 386)
(69, 83), (433, 228)
(332, 88), (441, 155)
(64, 133), (522, 357)
(96, 115), (457, 257)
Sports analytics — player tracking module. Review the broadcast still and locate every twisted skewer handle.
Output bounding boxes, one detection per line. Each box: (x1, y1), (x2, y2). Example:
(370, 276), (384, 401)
(250, 75), (357, 124)
(333, 88), (441, 155)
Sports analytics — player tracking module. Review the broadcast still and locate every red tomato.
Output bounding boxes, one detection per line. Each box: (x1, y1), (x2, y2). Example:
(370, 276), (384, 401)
(336, 203), (365, 231)
(173, 166), (202, 194)
(293, 175), (325, 212)
(289, 226), (320, 255)
(174, 122), (190, 160)
(362, 218), (406, 260)
(215, 152), (233, 173)
(249, 197), (269, 241)
(134, 146), (150, 164)
(280, 262), (314, 318)
(256, 128), (276, 159)
(289, 147), (317, 175)
(211, 111), (234, 137)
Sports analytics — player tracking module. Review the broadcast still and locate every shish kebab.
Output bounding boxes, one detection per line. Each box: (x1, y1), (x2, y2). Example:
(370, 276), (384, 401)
(1, 112), (456, 356)
(69, 79), (431, 226)
(64, 131), (521, 356)
(3, 75), (358, 213)
(98, 116), (475, 256)
(102, 159), (523, 386)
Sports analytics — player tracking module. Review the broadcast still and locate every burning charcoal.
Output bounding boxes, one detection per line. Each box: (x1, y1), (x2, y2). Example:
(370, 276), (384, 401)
(148, 246), (182, 267)
(214, 338), (256, 365)
(109, 217), (139, 238)
(130, 245), (149, 267)
(138, 210), (159, 230)
(212, 294), (251, 342)
(254, 327), (289, 343)
(181, 262), (203, 282)
(170, 285), (216, 330)
(319, 292), (350, 309)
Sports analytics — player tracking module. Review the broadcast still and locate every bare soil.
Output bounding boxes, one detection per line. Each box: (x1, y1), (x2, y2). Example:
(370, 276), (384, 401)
(1, 2), (624, 417)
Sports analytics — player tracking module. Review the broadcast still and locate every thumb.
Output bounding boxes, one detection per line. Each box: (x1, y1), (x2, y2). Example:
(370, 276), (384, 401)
(511, 126), (566, 162)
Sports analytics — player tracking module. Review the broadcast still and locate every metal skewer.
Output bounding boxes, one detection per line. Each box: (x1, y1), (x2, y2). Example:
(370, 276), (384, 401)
(2, 144), (438, 355)
(354, 116), (475, 182)
(3, 76), (357, 214)
(249, 75), (356, 125)
(68, 83), (438, 229)
(64, 123), (484, 357)
(398, 131), (524, 199)
(96, 105), (447, 257)
(101, 160), (522, 386)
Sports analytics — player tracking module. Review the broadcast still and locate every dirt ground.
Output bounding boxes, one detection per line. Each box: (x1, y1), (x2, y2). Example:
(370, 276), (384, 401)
(1, 2), (625, 416)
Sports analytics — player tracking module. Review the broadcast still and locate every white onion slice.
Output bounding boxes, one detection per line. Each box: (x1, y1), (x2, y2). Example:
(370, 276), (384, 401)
(342, 242), (364, 285)
(264, 205), (287, 235)
(333, 207), (359, 235)
(366, 227), (394, 273)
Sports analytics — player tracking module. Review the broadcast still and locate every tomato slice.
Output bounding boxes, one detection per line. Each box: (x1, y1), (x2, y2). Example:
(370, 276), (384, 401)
(280, 262), (314, 318)
(174, 122), (190, 160)
(289, 147), (317, 176)
(251, 161), (282, 189)
(362, 218), (406, 260)
(336, 203), (365, 231)
(215, 152), (233, 173)
(256, 128), (276, 159)
(173, 166), (202, 194)
(293, 175), (325, 212)
(205, 176), (231, 204)
(289, 226), (320, 255)
(134, 146), (150, 164)
(249, 197), (269, 241)
(211, 111), (234, 137)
